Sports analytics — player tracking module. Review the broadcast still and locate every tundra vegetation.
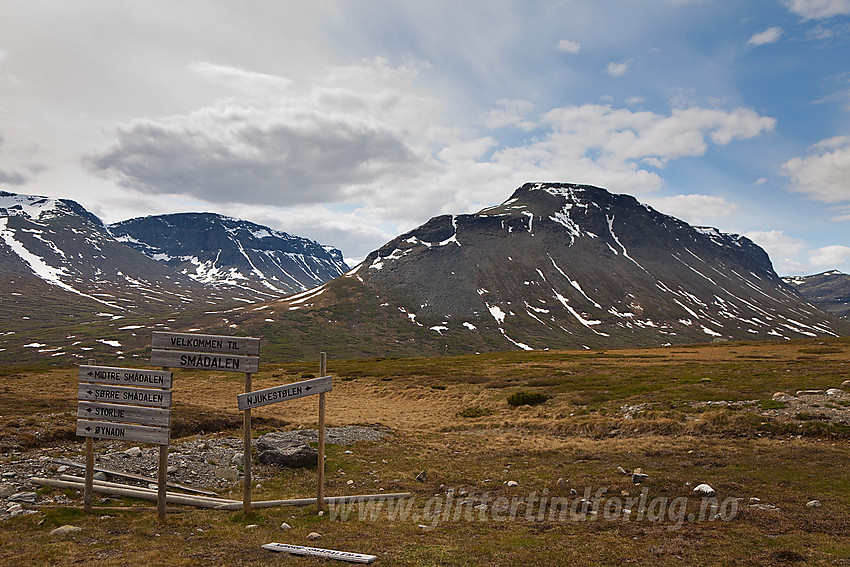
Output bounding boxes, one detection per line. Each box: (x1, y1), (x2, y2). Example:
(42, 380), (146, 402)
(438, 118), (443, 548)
(1, 337), (849, 565)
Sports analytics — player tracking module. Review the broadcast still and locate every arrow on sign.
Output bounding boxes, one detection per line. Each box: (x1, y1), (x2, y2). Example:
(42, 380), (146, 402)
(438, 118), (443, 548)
(87, 371), (93, 376)
(85, 407), (93, 414)
(85, 426), (92, 432)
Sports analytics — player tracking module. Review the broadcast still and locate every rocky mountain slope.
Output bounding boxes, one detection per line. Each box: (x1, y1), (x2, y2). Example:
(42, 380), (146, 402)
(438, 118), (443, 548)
(261, 183), (846, 355)
(783, 271), (850, 319)
(0, 191), (347, 363)
(109, 213), (348, 298)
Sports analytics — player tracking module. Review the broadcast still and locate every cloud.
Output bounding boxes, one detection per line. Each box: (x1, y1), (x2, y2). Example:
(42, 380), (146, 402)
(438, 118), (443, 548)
(605, 61), (630, 77)
(87, 58), (437, 207)
(810, 244), (850, 267)
(780, 135), (850, 203)
(646, 194), (740, 224)
(744, 230), (809, 274)
(747, 26), (783, 46)
(784, 0), (850, 20)
(484, 99), (536, 131)
(556, 39), (581, 54)
(0, 169), (27, 185)
(85, 58), (777, 246)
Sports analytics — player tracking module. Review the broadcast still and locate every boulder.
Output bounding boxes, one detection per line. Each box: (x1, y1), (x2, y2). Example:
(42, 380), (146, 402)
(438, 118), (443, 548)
(256, 433), (318, 468)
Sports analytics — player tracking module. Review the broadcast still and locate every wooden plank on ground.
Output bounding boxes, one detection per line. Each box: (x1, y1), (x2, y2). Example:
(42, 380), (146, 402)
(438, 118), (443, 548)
(50, 458), (218, 496)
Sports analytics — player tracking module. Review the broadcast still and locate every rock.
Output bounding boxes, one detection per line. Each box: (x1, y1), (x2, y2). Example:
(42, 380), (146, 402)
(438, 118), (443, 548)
(0, 484), (15, 498)
(256, 434), (318, 468)
(50, 525), (82, 536)
(842, 380), (850, 389)
(56, 465), (69, 473)
(632, 473), (649, 484)
(344, 450), (353, 455)
(9, 491), (36, 503)
(307, 532), (321, 541)
(7, 503), (22, 513)
(826, 389), (844, 396)
(796, 389), (825, 396)
(347, 479), (354, 486)
(231, 452), (244, 467)
(280, 522), (292, 530)
(806, 499), (822, 508)
(772, 392), (793, 401)
(124, 447), (143, 458)
(570, 488), (578, 496)
(2, 472), (16, 478)
(749, 497), (761, 505)
(415, 471), (427, 483)
(215, 467), (240, 481)
(693, 483), (715, 497)
(506, 480), (519, 488)
(245, 524), (259, 529)
(93, 472), (108, 481)
(617, 466), (629, 475)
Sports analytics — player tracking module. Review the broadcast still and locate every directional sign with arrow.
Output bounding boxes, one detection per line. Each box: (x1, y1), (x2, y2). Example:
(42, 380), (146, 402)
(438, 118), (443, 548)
(237, 376), (333, 411)
(77, 402), (171, 427)
(78, 365), (172, 388)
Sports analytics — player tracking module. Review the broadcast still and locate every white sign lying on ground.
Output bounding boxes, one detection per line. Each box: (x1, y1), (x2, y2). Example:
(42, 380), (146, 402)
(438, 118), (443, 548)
(262, 543), (376, 564)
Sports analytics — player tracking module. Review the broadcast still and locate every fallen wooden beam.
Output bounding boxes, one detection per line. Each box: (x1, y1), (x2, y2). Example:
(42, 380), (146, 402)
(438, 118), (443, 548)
(215, 492), (413, 510)
(31, 477), (239, 510)
(50, 457), (218, 497)
(58, 475), (238, 506)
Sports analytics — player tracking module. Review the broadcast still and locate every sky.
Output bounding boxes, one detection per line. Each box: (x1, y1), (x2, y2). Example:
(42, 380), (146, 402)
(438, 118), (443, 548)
(0, 0), (849, 274)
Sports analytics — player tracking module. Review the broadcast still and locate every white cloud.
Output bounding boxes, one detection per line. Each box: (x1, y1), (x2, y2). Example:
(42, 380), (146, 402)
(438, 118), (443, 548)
(784, 0), (850, 20)
(605, 61), (630, 77)
(556, 39), (581, 54)
(780, 135), (850, 203)
(745, 230), (809, 274)
(810, 244), (850, 267)
(747, 27), (783, 46)
(647, 194), (740, 224)
(484, 99), (536, 131)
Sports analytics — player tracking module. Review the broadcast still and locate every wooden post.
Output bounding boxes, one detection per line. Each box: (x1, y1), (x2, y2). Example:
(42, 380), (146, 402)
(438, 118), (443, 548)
(317, 352), (327, 513)
(243, 371), (252, 515)
(158, 365), (170, 521)
(84, 359), (94, 513)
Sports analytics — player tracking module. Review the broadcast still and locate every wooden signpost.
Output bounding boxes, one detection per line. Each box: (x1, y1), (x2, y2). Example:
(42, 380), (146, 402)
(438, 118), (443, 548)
(151, 331), (260, 514)
(76, 362), (173, 519)
(236, 352), (333, 514)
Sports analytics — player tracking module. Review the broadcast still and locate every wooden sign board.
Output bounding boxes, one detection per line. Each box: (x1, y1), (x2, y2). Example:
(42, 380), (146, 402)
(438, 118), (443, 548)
(76, 419), (170, 445)
(152, 331), (260, 356)
(237, 376), (332, 411)
(78, 383), (172, 408)
(77, 402), (171, 427)
(150, 349), (259, 374)
(79, 365), (172, 389)
(262, 543), (376, 564)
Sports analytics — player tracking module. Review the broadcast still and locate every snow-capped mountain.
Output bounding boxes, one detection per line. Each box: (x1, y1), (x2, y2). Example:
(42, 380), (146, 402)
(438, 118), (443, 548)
(281, 183), (846, 352)
(0, 191), (217, 317)
(783, 270), (850, 319)
(0, 191), (349, 362)
(109, 213), (348, 297)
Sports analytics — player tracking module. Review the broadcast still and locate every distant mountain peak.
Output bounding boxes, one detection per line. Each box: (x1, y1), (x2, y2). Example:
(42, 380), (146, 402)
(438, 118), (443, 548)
(330, 182), (845, 352)
(109, 212), (348, 296)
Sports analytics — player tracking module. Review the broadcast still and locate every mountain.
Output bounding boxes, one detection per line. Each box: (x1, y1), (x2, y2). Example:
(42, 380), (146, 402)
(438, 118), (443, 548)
(109, 213), (348, 297)
(255, 182), (846, 356)
(0, 191), (347, 364)
(783, 271), (850, 319)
